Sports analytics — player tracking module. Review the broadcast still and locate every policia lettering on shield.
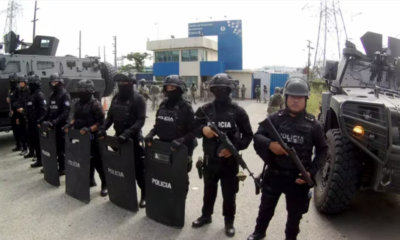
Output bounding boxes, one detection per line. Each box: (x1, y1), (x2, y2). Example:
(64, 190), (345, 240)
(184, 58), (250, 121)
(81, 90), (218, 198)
(98, 73), (147, 208)
(63, 79), (108, 197)
(192, 73), (254, 237)
(38, 73), (71, 176)
(248, 78), (328, 240)
(145, 75), (197, 192)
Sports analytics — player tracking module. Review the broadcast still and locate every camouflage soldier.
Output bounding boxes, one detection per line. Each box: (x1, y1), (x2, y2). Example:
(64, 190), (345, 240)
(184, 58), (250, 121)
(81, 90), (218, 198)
(150, 80), (160, 110)
(200, 82), (205, 101)
(267, 87), (284, 115)
(263, 85), (268, 104)
(255, 85), (261, 103)
(235, 83), (240, 100)
(190, 83), (197, 104)
(138, 79), (151, 102)
(241, 84), (247, 100)
(203, 82), (209, 102)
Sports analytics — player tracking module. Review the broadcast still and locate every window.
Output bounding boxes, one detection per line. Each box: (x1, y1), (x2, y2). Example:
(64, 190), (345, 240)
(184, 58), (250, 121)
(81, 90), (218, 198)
(3, 61), (20, 74)
(155, 51), (180, 63)
(182, 76), (198, 88)
(200, 50), (208, 61)
(181, 50), (198, 62)
(37, 61), (55, 70)
(40, 39), (50, 48)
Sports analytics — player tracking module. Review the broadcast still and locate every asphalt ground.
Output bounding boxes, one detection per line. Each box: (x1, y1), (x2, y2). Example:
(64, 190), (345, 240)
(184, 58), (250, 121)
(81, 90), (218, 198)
(0, 99), (400, 240)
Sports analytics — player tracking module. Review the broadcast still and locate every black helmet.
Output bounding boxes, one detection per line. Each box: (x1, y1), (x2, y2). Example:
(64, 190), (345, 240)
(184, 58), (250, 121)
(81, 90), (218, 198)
(163, 75), (186, 92)
(283, 77), (309, 98)
(77, 79), (95, 93)
(114, 73), (136, 83)
(8, 73), (18, 82)
(28, 74), (42, 86)
(50, 73), (64, 84)
(209, 73), (233, 92)
(16, 75), (28, 83)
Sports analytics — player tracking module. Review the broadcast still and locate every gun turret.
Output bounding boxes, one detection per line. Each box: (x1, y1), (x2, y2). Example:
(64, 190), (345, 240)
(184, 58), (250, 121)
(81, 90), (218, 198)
(2, 31), (58, 56)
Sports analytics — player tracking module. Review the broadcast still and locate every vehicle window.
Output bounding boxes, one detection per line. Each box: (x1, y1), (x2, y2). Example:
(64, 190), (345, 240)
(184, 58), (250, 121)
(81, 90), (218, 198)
(3, 61), (20, 74)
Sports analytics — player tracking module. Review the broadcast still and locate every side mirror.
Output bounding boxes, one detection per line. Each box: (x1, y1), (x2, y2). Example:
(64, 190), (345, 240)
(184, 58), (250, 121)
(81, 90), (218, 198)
(0, 56), (6, 71)
(323, 60), (339, 81)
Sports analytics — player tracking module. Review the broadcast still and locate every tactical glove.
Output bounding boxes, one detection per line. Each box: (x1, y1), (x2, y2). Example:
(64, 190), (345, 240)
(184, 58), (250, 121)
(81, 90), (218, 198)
(171, 138), (184, 150)
(97, 129), (107, 139)
(62, 123), (73, 131)
(80, 127), (91, 135)
(117, 131), (131, 144)
(44, 121), (54, 130)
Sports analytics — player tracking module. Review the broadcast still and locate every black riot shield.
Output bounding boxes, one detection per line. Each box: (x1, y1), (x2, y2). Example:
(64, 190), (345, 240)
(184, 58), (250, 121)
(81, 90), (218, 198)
(40, 124), (60, 187)
(145, 140), (188, 229)
(65, 129), (91, 203)
(100, 136), (138, 212)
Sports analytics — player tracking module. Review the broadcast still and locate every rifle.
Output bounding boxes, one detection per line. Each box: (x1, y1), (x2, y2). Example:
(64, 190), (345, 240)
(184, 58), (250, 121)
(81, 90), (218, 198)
(259, 118), (314, 187)
(200, 107), (261, 195)
(7, 91), (13, 117)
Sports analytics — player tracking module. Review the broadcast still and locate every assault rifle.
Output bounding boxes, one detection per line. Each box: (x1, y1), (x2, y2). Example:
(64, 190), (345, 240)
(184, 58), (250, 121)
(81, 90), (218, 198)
(200, 108), (261, 195)
(259, 118), (314, 187)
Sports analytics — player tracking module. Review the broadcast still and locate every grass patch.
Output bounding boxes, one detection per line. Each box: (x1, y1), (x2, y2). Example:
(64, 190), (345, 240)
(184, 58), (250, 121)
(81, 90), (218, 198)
(307, 86), (323, 117)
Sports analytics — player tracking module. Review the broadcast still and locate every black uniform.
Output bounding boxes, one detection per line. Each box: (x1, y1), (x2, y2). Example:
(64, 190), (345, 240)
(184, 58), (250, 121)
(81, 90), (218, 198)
(9, 74), (22, 151)
(145, 75), (196, 191)
(99, 73), (146, 206)
(26, 75), (47, 167)
(249, 78), (328, 240)
(14, 77), (30, 155)
(192, 73), (253, 237)
(38, 74), (71, 173)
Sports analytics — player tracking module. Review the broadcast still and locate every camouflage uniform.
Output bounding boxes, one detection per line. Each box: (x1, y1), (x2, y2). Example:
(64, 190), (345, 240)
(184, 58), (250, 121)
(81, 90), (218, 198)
(190, 83), (197, 104)
(149, 81), (160, 110)
(241, 85), (247, 100)
(267, 87), (284, 115)
(235, 84), (240, 99)
(255, 85), (261, 103)
(203, 82), (210, 102)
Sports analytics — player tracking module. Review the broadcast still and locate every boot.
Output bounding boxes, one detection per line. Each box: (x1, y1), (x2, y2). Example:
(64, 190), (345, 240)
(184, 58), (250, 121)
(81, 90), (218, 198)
(32, 157), (37, 162)
(90, 179), (97, 187)
(100, 184), (108, 197)
(12, 146), (22, 152)
(23, 152), (34, 158)
(225, 220), (235, 237)
(20, 150), (29, 157)
(40, 168), (44, 174)
(247, 232), (266, 240)
(31, 161), (42, 168)
(192, 216), (212, 228)
(139, 189), (146, 208)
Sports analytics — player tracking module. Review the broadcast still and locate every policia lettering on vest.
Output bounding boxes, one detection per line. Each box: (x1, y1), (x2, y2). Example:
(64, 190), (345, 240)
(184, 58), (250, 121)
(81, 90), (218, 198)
(98, 73), (147, 208)
(192, 73), (254, 238)
(248, 78), (328, 240)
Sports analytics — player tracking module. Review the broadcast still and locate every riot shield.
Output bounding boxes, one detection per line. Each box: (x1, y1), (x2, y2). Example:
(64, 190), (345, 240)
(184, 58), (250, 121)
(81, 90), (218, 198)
(145, 140), (188, 229)
(40, 124), (60, 187)
(100, 136), (138, 212)
(65, 129), (91, 203)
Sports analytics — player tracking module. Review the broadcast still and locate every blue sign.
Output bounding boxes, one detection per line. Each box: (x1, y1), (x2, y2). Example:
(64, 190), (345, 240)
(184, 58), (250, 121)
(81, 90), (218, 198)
(188, 20), (242, 38)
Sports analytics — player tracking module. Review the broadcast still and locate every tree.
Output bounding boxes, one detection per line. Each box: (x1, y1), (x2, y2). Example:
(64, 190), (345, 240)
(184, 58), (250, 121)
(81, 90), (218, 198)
(118, 64), (135, 73)
(126, 52), (152, 73)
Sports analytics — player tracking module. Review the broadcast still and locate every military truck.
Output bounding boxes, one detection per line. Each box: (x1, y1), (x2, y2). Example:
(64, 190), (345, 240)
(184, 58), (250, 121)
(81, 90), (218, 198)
(0, 31), (116, 132)
(316, 32), (400, 214)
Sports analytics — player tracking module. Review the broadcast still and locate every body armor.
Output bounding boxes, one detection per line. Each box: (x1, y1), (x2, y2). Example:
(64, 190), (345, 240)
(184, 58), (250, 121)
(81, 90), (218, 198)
(73, 99), (96, 130)
(110, 93), (138, 135)
(48, 89), (68, 121)
(155, 99), (188, 142)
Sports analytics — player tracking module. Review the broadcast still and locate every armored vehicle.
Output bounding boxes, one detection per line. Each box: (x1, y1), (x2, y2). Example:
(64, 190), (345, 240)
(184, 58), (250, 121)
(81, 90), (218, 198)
(0, 31), (116, 132)
(316, 32), (400, 213)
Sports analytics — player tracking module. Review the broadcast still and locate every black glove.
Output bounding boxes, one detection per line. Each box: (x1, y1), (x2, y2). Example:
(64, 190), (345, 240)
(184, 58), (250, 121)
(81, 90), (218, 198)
(62, 123), (73, 131)
(97, 129), (107, 139)
(171, 138), (184, 150)
(117, 131), (131, 144)
(44, 121), (54, 129)
(144, 134), (154, 145)
(80, 127), (91, 134)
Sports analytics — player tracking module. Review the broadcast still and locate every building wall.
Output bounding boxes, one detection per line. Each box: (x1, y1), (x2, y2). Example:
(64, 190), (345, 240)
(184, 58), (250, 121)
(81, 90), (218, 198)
(147, 37), (218, 51)
(226, 72), (252, 99)
(254, 71), (271, 100)
(207, 49), (218, 61)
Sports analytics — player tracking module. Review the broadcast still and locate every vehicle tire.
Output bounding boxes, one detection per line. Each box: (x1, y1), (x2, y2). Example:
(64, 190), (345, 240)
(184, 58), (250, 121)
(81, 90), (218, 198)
(100, 62), (116, 97)
(314, 128), (361, 214)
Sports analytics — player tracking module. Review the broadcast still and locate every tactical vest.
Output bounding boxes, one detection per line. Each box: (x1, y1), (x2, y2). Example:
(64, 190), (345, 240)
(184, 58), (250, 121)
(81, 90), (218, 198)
(270, 94), (283, 107)
(73, 99), (97, 130)
(48, 89), (68, 121)
(110, 92), (138, 135)
(272, 111), (314, 170)
(155, 99), (190, 142)
(26, 90), (41, 122)
(202, 102), (239, 158)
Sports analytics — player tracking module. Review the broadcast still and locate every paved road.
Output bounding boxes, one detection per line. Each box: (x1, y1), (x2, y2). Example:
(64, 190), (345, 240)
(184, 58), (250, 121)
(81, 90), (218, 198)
(0, 99), (399, 240)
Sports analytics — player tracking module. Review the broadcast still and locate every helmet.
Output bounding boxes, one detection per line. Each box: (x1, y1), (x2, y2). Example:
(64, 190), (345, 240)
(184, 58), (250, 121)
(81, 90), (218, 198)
(49, 73), (64, 84)
(77, 79), (95, 93)
(163, 75), (186, 92)
(274, 87), (280, 93)
(283, 78), (309, 98)
(28, 74), (42, 86)
(114, 73), (136, 83)
(209, 73), (234, 92)
(8, 73), (18, 82)
(17, 75), (28, 83)
(153, 80), (157, 84)
(139, 79), (146, 84)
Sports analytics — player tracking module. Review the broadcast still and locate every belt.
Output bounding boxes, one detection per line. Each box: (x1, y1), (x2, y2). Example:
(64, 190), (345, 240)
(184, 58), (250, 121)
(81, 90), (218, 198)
(268, 169), (300, 178)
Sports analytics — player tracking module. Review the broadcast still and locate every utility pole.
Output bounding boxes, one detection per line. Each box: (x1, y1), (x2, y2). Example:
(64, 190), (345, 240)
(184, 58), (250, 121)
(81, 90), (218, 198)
(306, 40), (314, 81)
(112, 36), (117, 68)
(31, 1), (39, 41)
(103, 45), (106, 62)
(98, 46), (100, 58)
(78, 30), (81, 58)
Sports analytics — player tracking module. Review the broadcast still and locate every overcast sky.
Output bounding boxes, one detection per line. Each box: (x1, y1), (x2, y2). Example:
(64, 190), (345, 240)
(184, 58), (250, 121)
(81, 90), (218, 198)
(0, 0), (399, 69)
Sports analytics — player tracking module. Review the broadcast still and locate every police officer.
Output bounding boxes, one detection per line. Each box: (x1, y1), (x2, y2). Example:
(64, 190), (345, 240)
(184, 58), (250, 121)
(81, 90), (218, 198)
(98, 73), (147, 207)
(63, 79), (108, 197)
(138, 79), (151, 102)
(38, 73), (71, 175)
(149, 80), (160, 110)
(267, 87), (284, 116)
(190, 82), (197, 104)
(241, 84), (246, 101)
(145, 75), (196, 192)
(255, 85), (261, 103)
(248, 78), (328, 240)
(26, 75), (47, 168)
(192, 73), (254, 237)
(7, 73), (22, 152)
(14, 75), (30, 157)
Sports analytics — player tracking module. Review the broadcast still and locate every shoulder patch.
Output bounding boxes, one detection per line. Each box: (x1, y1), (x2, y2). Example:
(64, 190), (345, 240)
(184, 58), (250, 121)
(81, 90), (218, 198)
(278, 109), (285, 116)
(64, 101), (70, 107)
(43, 100), (46, 105)
(305, 113), (315, 122)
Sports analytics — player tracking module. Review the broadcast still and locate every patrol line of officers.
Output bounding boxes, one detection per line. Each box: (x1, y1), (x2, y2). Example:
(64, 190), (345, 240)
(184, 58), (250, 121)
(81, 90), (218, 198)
(7, 72), (327, 240)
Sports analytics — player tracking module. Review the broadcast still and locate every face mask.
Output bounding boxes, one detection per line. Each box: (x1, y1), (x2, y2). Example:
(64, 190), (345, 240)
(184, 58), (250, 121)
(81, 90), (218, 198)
(78, 92), (92, 102)
(10, 82), (17, 89)
(118, 84), (133, 99)
(213, 88), (230, 102)
(52, 82), (62, 92)
(29, 83), (39, 93)
(166, 89), (181, 101)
